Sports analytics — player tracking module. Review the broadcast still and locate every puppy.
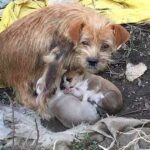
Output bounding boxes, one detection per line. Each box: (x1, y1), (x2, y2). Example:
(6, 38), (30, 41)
(36, 74), (100, 127)
(0, 4), (129, 111)
(48, 94), (100, 128)
(62, 69), (123, 114)
(36, 68), (122, 127)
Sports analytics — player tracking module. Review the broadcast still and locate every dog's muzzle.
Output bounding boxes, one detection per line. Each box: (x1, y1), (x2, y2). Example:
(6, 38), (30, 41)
(87, 57), (98, 67)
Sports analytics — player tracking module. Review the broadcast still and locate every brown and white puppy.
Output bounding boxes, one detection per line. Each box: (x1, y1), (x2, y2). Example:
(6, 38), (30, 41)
(0, 4), (129, 111)
(36, 69), (122, 127)
(36, 73), (100, 127)
(62, 69), (123, 114)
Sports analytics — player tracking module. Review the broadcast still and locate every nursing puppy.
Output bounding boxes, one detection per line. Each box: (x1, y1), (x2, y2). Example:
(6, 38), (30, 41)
(36, 69), (122, 127)
(0, 4), (129, 110)
(48, 94), (100, 128)
(62, 69), (123, 114)
(36, 72), (100, 127)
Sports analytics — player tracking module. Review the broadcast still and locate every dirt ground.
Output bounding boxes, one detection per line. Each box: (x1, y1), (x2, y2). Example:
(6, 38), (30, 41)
(0, 24), (150, 130)
(100, 24), (150, 119)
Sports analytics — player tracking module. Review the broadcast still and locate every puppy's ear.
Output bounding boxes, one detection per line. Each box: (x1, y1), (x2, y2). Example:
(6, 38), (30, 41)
(109, 24), (130, 49)
(69, 21), (85, 43)
(75, 68), (84, 75)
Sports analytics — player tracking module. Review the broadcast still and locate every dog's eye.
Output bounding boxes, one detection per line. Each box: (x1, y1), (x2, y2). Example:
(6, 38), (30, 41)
(101, 43), (110, 50)
(81, 41), (90, 46)
(66, 77), (72, 82)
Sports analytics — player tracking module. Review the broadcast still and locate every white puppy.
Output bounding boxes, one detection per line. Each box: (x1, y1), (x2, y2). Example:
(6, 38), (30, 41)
(36, 76), (100, 128)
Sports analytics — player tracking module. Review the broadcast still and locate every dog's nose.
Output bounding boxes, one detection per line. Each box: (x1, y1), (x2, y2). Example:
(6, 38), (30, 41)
(87, 57), (98, 67)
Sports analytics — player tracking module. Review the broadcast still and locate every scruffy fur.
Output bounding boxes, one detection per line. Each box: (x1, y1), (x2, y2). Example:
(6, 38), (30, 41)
(0, 4), (129, 110)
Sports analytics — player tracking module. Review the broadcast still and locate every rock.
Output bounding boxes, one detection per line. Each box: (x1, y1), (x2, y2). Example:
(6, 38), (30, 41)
(125, 62), (147, 82)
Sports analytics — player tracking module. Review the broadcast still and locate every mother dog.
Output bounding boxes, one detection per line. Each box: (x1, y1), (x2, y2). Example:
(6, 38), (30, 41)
(0, 4), (129, 111)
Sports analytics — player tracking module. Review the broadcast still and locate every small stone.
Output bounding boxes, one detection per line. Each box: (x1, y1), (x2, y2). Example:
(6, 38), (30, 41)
(137, 78), (142, 87)
(125, 62), (147, 82)
(145, 102), (150, 109)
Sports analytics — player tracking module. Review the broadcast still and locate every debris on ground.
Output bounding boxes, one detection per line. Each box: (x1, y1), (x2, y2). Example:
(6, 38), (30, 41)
(0, 111), (11, 140)
(125, 62), (147, 82)
(0, 104), (150, 150)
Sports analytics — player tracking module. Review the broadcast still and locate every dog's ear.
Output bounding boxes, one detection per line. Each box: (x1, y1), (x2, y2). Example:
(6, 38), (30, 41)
(69, 21), (85, 43)
(109, 24), (130, 49)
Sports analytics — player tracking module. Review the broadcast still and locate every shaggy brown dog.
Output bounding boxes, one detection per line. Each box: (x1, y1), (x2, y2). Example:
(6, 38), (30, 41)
(0, 4), (129, 110)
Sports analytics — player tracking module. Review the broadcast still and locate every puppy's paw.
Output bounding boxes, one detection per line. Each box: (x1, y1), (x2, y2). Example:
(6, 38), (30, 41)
(63, 88), (72, 94)
(87, 98), (96, 105)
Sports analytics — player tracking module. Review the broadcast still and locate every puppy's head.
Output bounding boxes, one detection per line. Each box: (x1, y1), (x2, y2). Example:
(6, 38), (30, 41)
(67, 16), (130, 73)
(61, 69), (84, 89)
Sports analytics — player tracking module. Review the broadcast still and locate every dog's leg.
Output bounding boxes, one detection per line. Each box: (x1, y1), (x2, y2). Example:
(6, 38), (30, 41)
(16, 82), (37, 109)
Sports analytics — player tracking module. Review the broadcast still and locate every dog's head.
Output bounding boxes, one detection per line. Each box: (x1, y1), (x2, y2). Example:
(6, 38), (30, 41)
(44, 5), (129, 73)
(67, 17), (129, 73)
(41, 5), (130, 99)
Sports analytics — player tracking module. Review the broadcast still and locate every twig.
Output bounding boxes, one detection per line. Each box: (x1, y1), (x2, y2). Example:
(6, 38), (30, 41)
(22, 130), (34, 149)
(99, 140), (116, 150)
(11, 101), (15, 150)
(119, 136), (139, 150)
(118, 109), (150, 117)
(33, 119), (39, 150)
(119, 122), (150, 150)
(98, 144), (108, 150)
(4, 92), (15, 150)
(132, 124), (150, 143)
(53, 140), (58, 150)
(108, 140), (116, 150)
(119, 133), (150, 150)
(107, 66), (125, 77)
